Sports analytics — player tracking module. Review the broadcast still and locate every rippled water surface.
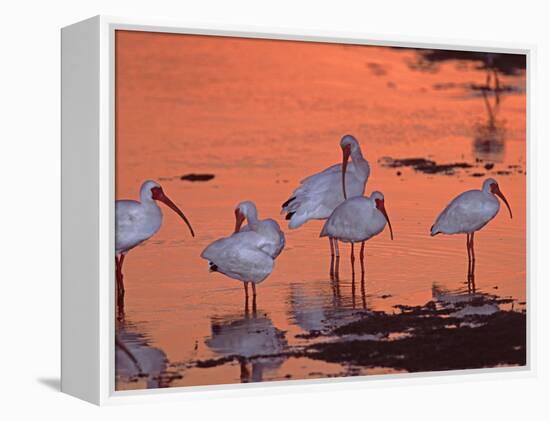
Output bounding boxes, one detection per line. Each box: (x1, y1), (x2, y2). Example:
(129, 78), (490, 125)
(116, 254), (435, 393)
(115, 31), (526, 390)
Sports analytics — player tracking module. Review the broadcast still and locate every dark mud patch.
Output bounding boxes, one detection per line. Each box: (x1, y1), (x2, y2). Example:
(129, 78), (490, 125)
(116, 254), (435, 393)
(379, 156), (524, 178)
(379, 157), (473, 175)
(299, 292), (526, 373)
(304, 310), (525, 372)
(295, 330), (325, 340)
(433, 82), (521, 95)
(468, 83), (521, 95)
(406, 49), (526, 76)
(366, 62), (387, 76)
(159, 173), (215, 182)
(180, 173), (215, 182)
(195, 355), (236, 368)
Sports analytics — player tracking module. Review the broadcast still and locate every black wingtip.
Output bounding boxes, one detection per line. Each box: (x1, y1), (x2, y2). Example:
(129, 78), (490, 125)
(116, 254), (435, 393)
(285, 211), (296, 221)
(209, 263), (218, 272)
(281, 196), (296, 209)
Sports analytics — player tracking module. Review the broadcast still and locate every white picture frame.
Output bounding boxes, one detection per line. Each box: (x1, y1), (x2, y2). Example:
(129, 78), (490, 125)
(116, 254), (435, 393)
(61, 15), (535, 405)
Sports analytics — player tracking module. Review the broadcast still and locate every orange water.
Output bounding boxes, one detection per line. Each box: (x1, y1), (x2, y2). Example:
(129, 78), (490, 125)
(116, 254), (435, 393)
(115, 31), (526, 390)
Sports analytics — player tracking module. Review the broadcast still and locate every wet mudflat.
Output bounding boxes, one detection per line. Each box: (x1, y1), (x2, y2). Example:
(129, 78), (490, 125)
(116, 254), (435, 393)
(182, 286), (525, 379)
(301, 293), (525, 373)
(114, 32), (526, 390)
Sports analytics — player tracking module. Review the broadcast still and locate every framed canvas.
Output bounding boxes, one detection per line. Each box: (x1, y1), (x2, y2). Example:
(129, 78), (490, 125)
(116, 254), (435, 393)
(61, 15), (533, 405)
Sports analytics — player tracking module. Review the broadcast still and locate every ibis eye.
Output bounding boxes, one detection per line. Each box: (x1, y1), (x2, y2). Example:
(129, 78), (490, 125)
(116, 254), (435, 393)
(151, 186), (162, 199)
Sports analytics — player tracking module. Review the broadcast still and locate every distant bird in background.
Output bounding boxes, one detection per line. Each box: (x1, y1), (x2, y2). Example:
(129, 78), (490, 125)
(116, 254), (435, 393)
(320, 191), (393, 279)
(281, 134), (370, 274)
(115, 180), (195, 307)
(430, 178), (512, 288)
(201, 201), (284, 303)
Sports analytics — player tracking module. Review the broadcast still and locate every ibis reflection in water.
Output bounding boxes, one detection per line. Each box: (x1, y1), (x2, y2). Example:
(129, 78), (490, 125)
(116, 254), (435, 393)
(206, 308), (288, 383)
(473, 61), (506, 163)
(288, 284), (368, 337)
(116, 321), (173, 389)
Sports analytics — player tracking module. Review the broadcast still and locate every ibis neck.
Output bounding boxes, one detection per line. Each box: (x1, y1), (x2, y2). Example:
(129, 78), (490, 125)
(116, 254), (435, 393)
(351, 146), (364, 161)
(140, 193), (161, 211)
(245, 208), (260, 228)
(351, 148), (369, 179)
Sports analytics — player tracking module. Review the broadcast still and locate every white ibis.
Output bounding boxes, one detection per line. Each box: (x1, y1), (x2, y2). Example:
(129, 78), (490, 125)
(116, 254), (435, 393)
(201, 201), (284, 301)
(235, 201), (285, 259)
(115, 180), (195, 304)
(430, 178), (512, 285)
(320, 192), (393, 278)
(281, 134), (370, 268)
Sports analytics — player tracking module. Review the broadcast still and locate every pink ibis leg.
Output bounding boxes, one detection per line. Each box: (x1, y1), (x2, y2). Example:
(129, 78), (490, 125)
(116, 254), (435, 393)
(119, 254), (126, 298)
(350, 242), (356, 279)
(329, 237), (335, 279)
(252, 285), (257, 315)
(360, 241), (365, 276)
(115, 254), (126, 319)
(470, 232), (476, 262)
(466, 234), (472, 291)
(116, 254), (126, 299)
(359, 241), (366, 308)
(252, 282), (256, 306)
(470, 232), (476, 292)
(333, 239), (341, 296)
(351, 251), (356, 309)
(243, 281), (250, 313)
(115, 255), (120, 295)
(334, 239), (340, 281)
(115, 255), (121, 298)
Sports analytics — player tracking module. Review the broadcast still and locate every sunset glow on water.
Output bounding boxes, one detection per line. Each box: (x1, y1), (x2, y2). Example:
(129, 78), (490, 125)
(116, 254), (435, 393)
(115, 31), (526, 390)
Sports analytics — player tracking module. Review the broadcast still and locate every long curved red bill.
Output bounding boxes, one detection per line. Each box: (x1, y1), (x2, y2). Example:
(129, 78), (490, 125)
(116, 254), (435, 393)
(376, 199), (394, 240)
(152, 187), (195, 237)
(494, 186), (513, 219)
(234, 209), (246, 233)
(341, 144), (351, 200)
